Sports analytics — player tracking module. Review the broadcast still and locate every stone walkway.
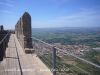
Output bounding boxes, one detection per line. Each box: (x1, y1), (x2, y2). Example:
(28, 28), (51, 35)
(0, 34), (52, 75)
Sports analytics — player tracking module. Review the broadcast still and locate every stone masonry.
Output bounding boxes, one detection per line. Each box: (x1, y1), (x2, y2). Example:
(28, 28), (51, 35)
(15, 12), (33, 53)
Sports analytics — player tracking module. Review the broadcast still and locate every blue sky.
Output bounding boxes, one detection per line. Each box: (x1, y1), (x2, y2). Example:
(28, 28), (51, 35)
(0, 0), (100, 29)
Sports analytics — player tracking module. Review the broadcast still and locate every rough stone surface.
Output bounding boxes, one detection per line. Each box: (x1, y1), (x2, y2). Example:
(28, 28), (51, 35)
(15, 12), (32, 52)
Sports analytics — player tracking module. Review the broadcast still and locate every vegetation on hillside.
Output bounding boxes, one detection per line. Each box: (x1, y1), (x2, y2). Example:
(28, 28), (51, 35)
(32, 27), (100, 48)
(32, 27), (100, 75)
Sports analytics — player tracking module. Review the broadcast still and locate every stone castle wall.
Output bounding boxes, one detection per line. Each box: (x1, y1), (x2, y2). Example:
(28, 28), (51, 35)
(15, 12), (33, 51)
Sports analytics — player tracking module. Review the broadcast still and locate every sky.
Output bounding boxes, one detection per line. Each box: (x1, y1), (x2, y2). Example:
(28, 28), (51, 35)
(0, 0), (100, 29)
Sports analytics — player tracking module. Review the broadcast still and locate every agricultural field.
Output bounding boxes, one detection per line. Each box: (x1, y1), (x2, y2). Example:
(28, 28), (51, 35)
(32, 27), (100, 75)
(32, 27), (100, 48)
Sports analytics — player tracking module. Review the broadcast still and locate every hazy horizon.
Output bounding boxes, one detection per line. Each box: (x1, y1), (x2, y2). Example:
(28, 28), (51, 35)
(4, 26), (100, 30)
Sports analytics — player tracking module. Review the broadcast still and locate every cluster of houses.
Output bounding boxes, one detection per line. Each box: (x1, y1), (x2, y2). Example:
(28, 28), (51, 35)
(33, 41), (91, 56)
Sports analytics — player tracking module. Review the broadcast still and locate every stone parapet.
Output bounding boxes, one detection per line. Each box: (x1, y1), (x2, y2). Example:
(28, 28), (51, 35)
(15, 12), (33, 53)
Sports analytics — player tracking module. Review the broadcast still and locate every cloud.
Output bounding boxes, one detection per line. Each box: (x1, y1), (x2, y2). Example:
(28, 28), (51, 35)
(62, 8), (100, 20)
(0, 2), (12, 6)
(33, 7), (100, 28)
(0, 10), (16, 14)
(49, 0), (69, 3)
(49, 0), (70, 6)
(5, 0), (13, 3)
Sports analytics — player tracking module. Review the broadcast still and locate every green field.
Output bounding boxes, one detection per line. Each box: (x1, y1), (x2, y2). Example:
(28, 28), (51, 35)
(32, 27), (100, 75)
(38, 54), (100, 75)
(32, 27), (100, 48)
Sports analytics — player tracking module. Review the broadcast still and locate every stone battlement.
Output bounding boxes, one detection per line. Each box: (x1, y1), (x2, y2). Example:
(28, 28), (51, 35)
(15, 12), (33, 53)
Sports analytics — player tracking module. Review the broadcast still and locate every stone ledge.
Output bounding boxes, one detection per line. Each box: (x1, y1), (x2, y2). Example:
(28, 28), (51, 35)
(24, 48), (35, 54)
